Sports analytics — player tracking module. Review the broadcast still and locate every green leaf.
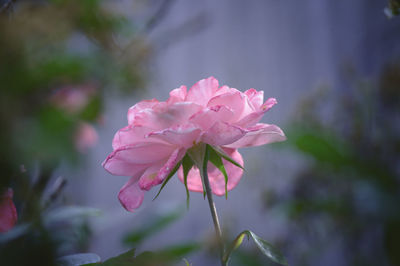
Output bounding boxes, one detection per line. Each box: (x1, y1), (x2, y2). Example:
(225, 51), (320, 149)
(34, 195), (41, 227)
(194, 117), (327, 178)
(153, 160), (182, 201)
(44, 206), (101, 226)
(97, 244), (199, 266)
(123, 208), (183, 246)
(57, 253), (101, 266)
(182, 154), (194, 208)
(223, 230), (288, 266)
(209, 145), (244, 170)
(207, 144), (229, 199)
(98, 248), (136, 266)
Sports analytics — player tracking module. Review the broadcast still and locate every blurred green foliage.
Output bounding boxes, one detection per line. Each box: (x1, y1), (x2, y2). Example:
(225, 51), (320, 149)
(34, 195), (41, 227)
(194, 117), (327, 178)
(123, 208), (184, 246)
(268, 62), (400, 266)
(385, 0), (400, 17)
(0, 0), (150, 265)
(84, 244), (199, 266)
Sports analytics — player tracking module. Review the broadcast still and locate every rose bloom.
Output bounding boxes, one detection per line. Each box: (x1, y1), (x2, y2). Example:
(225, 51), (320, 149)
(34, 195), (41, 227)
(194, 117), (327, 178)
(0, 188), (18, 233)
(103, 77), (286, 212)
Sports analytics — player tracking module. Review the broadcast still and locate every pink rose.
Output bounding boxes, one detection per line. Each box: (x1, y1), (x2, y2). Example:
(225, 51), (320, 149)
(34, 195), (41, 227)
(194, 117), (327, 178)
(0, 188), (18, 233)
(103, 77), (286, 212)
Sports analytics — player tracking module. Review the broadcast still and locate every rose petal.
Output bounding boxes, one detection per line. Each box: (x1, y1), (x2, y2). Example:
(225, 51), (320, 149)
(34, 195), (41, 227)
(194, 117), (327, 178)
(128, 99), (159, 124)
(178, 148), (244, 196)
(167, 85), (187, 104)
(208, 90), (254, 122)
(202, 122), (246, 146)
(139, 148), (186, 190)
(186, 77), (219, 106)
(112, 125), (166, 150)
(118, 172), (146, 212)
(225, 123), (286, 148)
(0, 189), (18, 232)
(102, 157), (150, 177)
(235, 98), (277, 127)
(261, 97), (277, 111)
(133, 102), (202, 130)
(137, 163), (165, 191)
(189, 105), (234, 130)
(102, 142), (174, 176)
(245, 89), (264, 110)
(147, 125), (202, 148)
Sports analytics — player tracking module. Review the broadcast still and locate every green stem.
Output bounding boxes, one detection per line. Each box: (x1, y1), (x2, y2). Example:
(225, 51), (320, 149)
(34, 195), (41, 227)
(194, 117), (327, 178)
(202, 146), (226, 266)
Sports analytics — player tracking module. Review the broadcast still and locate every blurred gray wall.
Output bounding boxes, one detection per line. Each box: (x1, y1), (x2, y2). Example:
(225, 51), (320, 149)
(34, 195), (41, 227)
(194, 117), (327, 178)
(65, 1), (400, 265)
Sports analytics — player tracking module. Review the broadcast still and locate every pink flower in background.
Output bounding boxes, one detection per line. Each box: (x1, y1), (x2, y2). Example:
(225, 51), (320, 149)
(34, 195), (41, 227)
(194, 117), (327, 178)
(0, 189), (18, 233)
(50, 83), (97, 114)
(74, 122), (99, 153)
(103, 77), (286, 212)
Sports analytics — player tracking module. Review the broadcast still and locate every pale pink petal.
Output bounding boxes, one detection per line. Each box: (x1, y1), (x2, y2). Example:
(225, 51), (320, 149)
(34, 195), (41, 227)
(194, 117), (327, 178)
(102, 157), (150, 177)
(235, 98), (278, 127)
(245, 89), (264, 109)
(137, 163), (165, 191)
(105, 143), (174, 164)
(177, 148), (244, 196)
(167, 85), (187, 104)
(133, 102), (202, 130)
(189, 105), (234, 130)
(207, 90), (254, 122)
(186, 77), (219, 106)
(202, 122), (246, 146)
(235, 111), (264, 128)
(261, 97), (277, 111)
(139, 148), (186, 191)
(127, 99), (159, 124)
(225, 123), (286, 148)
(0, 189), (17, 232)
(118, 172), (146, 212)
(112, 125), (166, 150)
(102, 142), (174, 176)
(147, 125), (202, 148)
(213, 85), (232, 97)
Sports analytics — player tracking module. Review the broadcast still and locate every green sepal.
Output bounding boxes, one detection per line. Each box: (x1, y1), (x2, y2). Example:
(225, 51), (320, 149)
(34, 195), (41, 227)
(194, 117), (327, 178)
(182, 154), (194, 209)
(223, 230), (288, 266)
(209, 145), (244, 170)
(207, 144), (229, 199)
(200, 144), (210, 199)
(153, 160), (182, 201)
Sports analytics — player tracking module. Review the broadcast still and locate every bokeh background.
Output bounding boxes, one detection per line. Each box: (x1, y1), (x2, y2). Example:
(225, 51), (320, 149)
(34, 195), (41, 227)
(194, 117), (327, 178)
(1, 0), (400, 265)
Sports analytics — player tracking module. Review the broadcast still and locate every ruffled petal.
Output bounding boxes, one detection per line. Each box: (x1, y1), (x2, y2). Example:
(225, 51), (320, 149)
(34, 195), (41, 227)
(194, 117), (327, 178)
(139, 148), (186, 190)
(102, 142), (174, 176)
(118, 173), (146, 212)
(177, 148), (244, 196)
(147, 125), (202, 148)
(189, 105), (234, 130)
(167, 85), (187, 104)
(202, 122), (246, 146)
(225, 123), (286, 148)
(261, 97), (277, 111)
(245, 89), (264, 109)
(137, 163), (165, 191)
(127, 99), (159, 124)
(235, 98), (278, 127)
(186, 77), (219, 106)
(133, 102), (202, 130)
(112, 125), (165, 150)
(207, 90), (254, 122)
(0, 189), (17, 232)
